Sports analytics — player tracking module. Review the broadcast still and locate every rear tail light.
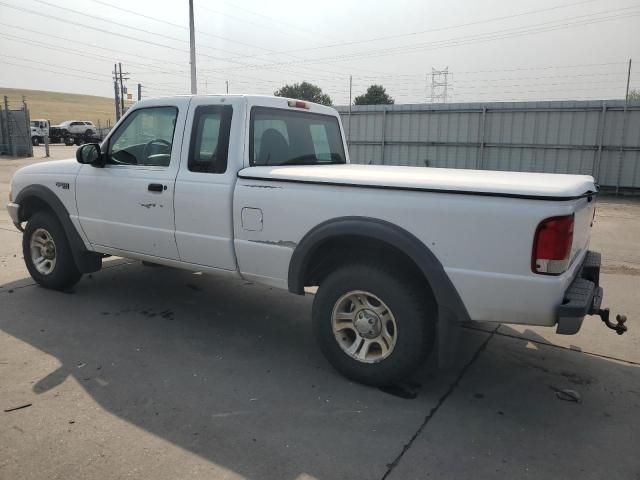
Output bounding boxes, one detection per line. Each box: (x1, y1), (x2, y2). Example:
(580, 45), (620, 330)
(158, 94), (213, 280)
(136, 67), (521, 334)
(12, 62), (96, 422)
(287, 100), (310, 109)
(532, 214), (574, 275)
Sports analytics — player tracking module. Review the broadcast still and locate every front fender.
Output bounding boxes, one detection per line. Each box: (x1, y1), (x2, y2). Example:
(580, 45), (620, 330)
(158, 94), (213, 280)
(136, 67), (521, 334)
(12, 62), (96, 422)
(14, 185), (101, 273)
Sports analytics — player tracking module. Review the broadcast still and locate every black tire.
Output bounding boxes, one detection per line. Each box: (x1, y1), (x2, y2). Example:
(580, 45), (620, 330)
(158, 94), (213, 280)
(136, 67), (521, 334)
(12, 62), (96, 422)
(84, 129), (95, 138)
(23, 211), (82, 291)
(312, 263), (435, 386)
(64, 137), (74, 146)
(32, 136), (40, 146)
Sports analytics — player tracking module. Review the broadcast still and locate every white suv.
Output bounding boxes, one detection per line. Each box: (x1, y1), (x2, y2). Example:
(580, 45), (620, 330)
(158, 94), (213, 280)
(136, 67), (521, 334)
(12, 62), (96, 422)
(53, 120), (96, 137)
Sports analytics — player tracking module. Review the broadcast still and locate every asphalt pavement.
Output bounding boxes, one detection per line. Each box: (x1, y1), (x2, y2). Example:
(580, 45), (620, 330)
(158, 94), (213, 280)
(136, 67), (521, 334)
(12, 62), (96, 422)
(1, 150), (639, 479)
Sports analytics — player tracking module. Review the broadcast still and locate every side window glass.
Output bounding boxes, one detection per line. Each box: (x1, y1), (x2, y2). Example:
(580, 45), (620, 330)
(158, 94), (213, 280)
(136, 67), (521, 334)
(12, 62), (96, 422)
(108, 107), (178, 167)
(188, 105), (233, 174)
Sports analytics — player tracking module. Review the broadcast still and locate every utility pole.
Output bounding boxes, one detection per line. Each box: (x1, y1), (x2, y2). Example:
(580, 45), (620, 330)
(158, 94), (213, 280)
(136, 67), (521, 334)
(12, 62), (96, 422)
(137, 83), (142, 101)
(625, 58), (632, 101)
(118, 63), (130, 116)
(431, 67), (449, 103)
(189, 0), (198, 94)
(226, 80), (229, 94)
(113, 64), (121, 121)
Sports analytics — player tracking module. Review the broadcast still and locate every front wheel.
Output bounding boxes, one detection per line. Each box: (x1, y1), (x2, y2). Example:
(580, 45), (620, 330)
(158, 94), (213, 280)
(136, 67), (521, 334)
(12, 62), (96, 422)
(23, 211), (82, 290)
(313, 264), (435, 386)
(31, 136), (40, 146)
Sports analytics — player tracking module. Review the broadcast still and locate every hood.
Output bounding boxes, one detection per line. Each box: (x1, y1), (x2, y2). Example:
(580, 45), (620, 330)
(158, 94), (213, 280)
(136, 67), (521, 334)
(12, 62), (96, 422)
(15, 158), (81, 176)
(239, 164), (597, 200)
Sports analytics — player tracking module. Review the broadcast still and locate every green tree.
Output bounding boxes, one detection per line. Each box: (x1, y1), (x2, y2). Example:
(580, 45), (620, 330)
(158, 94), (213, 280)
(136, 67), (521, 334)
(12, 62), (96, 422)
(354, 84), (395, 105)
(628, 89), (640, 101)
(274, 82), (332, 106)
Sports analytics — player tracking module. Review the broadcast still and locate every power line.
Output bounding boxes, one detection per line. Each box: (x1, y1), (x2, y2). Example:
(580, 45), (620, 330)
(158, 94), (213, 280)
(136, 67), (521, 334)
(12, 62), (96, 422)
(83, 0), (367, 78)
(0, 26), (313, 87)
(29, 0), (356, 80)
(206, 7), (640, 73)
(215, 0), (341, 42)
(0, 53), (110, 79)
(206, 0), (603, 63)
(0, 59), (109, 83)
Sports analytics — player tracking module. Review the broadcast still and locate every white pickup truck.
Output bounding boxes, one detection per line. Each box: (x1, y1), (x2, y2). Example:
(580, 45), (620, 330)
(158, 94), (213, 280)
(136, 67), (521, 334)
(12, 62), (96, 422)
(6, 95), (627, 385)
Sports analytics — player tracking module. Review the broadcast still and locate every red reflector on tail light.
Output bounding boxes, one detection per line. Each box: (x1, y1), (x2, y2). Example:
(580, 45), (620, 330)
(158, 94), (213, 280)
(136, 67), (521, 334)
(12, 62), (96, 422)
(287, 100), (310, 109)
(532, 214), (574, 275)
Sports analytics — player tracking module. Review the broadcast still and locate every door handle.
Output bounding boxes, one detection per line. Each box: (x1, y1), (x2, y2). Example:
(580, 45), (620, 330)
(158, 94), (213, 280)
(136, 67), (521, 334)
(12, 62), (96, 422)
(148, 183), (165, 192)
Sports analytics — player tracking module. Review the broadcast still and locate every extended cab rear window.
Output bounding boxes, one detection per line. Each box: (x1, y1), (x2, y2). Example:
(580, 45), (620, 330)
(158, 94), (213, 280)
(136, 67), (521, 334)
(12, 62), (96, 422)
(250, 107), (346, 166)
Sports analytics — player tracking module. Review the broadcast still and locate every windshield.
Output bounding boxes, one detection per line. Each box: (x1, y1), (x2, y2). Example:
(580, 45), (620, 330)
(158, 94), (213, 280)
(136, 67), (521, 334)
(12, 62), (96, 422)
(250, 107), (346, 166)
(30, 121), (38, 127)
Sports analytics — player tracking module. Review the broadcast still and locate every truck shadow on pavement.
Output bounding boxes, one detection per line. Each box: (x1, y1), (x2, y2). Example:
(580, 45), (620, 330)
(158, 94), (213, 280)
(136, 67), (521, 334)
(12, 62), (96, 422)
(1, 261), (638, 480)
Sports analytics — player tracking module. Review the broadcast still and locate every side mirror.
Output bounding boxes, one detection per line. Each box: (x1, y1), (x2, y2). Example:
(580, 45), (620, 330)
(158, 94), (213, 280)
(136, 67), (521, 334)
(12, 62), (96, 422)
(76, 143), (103, 167)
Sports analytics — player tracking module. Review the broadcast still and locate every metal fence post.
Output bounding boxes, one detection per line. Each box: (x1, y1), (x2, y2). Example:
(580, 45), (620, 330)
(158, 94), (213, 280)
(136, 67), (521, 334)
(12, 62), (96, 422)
(616, 101), (629, 195)
(0, 103), (4, 154)
(478, 106), (487, 169)
(4, 96), (14, 156)
(381, 108), (387, 164)
(23, 97), (33, 157)
(594, 102), (607, 182)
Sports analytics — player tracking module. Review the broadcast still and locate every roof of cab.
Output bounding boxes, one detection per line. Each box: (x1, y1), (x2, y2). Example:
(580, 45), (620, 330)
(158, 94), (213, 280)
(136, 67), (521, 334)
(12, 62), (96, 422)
(134, 94), (339, 115)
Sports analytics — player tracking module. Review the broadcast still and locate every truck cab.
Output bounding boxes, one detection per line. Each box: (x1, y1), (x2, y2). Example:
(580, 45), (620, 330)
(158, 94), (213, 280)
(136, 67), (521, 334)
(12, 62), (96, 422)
(30, 119), (49, 146)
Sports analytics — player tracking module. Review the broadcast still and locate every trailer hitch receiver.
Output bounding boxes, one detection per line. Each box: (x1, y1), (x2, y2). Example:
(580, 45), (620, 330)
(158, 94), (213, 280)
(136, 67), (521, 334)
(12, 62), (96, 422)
(594, 308), (628, 335)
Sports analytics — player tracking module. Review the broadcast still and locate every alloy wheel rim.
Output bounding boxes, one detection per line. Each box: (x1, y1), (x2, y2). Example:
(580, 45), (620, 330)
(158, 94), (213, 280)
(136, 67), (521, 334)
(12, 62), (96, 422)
(331, 290), (397, 363)
(30, 228), (57, 275)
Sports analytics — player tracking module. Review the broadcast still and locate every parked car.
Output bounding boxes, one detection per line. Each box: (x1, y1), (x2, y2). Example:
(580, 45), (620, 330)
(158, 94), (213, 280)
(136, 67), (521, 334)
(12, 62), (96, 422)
(6, 95), (627, 386)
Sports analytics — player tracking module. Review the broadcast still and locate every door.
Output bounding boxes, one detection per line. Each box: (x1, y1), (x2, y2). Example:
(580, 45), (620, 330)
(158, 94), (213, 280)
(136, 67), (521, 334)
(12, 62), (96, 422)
(76, 99), (190, 259)
(173, 97), (240, 269)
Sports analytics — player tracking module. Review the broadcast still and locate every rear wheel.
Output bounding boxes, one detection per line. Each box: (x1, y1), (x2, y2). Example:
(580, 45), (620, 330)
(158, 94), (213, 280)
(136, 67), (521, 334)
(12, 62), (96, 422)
(313, 263), (435, 386)
(23, 211), (82, 290)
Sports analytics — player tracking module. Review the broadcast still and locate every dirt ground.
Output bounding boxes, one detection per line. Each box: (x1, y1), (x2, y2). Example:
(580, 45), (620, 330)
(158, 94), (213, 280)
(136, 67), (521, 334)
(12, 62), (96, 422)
(1, 150), (639, 479)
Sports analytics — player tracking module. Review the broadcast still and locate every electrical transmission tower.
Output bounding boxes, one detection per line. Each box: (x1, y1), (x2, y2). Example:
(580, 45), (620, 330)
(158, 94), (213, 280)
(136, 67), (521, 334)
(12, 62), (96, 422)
(430, 67), (449, 103)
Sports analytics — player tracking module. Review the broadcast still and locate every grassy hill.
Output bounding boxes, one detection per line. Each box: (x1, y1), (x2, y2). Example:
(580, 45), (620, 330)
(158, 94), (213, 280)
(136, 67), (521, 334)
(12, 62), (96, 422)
(0, 87), (134, 127)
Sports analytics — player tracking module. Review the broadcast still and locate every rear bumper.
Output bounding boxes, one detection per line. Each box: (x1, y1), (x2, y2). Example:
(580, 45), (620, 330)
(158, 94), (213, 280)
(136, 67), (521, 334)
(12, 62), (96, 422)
(556, 251), (602, 335)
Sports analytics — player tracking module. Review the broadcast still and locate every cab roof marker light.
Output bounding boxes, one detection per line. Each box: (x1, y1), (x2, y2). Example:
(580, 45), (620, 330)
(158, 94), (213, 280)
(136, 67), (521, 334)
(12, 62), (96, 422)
(288, 100), (310, 109)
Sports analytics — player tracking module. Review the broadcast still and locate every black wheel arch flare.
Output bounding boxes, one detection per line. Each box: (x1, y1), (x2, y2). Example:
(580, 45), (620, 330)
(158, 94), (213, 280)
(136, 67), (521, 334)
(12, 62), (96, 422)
(287, 216), (471, 323)
(15, 184), (101, 273)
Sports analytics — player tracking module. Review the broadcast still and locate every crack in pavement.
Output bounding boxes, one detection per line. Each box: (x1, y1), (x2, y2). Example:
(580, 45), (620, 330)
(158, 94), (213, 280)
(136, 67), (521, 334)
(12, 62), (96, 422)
(380, 326), (498, 480)
(463, 325), (640, 366)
